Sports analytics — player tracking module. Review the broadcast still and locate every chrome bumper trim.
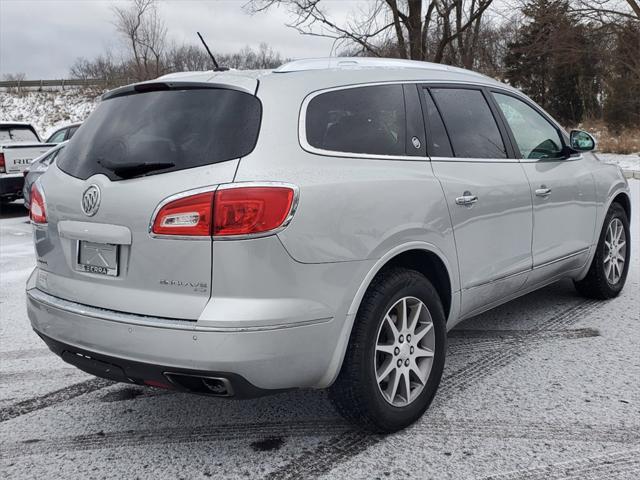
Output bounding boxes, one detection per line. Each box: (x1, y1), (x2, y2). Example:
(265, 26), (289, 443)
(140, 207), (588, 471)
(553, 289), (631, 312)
(27, 288), (331, 333)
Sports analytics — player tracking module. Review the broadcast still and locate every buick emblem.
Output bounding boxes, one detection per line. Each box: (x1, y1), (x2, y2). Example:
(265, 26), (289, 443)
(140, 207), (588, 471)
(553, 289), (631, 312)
(81, 185), (101, 216)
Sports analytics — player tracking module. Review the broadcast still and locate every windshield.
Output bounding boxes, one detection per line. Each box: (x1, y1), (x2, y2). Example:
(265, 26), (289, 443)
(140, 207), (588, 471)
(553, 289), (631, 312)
(57, 87), (262, 180)
(0, 126), (39, 142)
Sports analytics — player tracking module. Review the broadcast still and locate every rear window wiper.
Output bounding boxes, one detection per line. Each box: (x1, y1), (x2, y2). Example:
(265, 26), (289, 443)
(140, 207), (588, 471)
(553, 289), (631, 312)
(98, 159), (175, 178)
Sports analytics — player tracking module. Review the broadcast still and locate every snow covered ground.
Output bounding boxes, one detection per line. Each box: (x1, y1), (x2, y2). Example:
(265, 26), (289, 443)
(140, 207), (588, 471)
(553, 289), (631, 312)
(0, 89), (102, 140)
(595, 153), (640, 176)
(0, 183), (638, 479)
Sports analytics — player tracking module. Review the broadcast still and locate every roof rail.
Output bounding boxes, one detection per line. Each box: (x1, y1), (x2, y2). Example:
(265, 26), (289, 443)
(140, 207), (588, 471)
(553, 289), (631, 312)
(274, 57), (480, 75)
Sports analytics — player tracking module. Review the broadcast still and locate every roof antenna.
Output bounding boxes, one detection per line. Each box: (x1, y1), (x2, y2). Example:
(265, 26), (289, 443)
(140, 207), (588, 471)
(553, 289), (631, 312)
(197, 32), (228, 71)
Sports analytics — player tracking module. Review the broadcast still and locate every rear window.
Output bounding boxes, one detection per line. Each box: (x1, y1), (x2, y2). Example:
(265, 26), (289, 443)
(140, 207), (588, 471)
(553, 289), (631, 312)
(305, 84), (406, 157)
(0, 126), (39, 142)
(57, 88), (262, 181)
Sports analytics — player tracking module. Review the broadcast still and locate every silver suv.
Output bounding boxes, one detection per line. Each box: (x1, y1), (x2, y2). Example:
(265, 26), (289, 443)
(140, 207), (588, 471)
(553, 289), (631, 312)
(27, 58), (631, 432)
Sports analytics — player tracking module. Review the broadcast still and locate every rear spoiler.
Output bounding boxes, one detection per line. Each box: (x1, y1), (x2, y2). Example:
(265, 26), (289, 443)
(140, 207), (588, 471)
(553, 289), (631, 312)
(102, 81), (254, 101)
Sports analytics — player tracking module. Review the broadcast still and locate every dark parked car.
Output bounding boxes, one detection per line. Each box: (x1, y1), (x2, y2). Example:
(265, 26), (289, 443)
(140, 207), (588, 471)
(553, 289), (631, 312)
(45, 123), (81, 144)
(23, 142), (66, 210)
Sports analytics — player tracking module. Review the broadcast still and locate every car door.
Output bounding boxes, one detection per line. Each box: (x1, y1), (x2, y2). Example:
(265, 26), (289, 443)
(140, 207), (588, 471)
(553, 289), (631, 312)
(423, 86), (533, 317)
(490, 91), (597, 286)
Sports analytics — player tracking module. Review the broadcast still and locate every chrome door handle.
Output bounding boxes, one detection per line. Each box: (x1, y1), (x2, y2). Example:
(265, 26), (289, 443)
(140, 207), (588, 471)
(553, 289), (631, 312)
(535, 186), (552, 197)
(455, 191), (478, 206)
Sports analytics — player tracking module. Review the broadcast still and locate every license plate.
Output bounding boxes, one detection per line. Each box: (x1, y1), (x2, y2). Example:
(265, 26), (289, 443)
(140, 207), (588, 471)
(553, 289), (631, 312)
(76, 241), (119, 277)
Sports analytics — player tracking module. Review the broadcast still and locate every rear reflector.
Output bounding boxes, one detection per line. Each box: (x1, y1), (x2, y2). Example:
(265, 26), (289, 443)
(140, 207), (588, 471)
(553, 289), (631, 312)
(0, 153), (5, 173)
(151, 185), (296, 238)
(30, 183), (47, 224)
(143, 379), (173, 390)
(213, 186), (295, 237)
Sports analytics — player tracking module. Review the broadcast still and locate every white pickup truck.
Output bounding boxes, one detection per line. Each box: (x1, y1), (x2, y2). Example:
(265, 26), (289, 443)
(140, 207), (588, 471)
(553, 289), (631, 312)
(0, 122), (55, 203)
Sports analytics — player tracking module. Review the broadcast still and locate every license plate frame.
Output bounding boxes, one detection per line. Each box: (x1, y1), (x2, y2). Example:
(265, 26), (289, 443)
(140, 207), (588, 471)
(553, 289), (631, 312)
(75, 240), (119, 277)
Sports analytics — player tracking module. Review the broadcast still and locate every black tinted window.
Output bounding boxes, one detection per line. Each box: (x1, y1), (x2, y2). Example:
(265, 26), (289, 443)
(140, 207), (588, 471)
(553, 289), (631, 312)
(422, 90), (453, 157)
(0, 126), (38, 142)
(58, 88), (261, 180)
(306, 85), (406, 156)
(430, 88), (507, 159)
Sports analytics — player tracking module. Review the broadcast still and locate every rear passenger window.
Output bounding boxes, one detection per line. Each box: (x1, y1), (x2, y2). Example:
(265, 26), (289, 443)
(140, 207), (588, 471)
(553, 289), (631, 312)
(422, 90), (453, 157)
(305, 84), (406, 156)
(430, 88), (507, 159)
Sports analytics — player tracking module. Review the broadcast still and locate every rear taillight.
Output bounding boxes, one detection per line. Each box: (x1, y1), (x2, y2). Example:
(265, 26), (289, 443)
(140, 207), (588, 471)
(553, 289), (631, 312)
(151, 184), (297, 238)
(213, 186), (295, 237)
(0, 153), (5, 173)
(30, 183), (47, 224)
(151, 192), (214, 236)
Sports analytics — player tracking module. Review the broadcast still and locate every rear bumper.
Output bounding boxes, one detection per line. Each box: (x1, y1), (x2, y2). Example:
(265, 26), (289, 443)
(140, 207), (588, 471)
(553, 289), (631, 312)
(0, 174), (24, 197)
(27, 285), (338, 392)
(36, 331), (278, 398)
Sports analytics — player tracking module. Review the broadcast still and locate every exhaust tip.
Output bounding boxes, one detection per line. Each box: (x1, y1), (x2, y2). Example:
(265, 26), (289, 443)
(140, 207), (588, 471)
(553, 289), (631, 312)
(164, 372), (234, 397)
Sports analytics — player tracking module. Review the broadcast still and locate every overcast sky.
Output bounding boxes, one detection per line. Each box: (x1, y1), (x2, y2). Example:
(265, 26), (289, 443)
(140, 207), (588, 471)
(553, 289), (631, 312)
(0, 0), (360, 78)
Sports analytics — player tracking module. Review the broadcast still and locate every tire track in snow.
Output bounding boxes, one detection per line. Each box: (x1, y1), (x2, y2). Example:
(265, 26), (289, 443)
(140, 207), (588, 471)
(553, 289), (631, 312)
(478, 448), (640, 480)
(266, 299), (603, 480)
(7, 417), (634, 459)
(0, 347), (52, 361)
(1, 419), (354, 457)
(0, 378), (113, 423)
(447, 327), (600, 356)
(440, 300), (598, 395)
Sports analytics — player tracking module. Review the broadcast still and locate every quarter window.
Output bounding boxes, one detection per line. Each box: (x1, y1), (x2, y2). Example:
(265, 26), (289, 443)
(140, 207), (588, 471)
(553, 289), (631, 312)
(492, 93), (563, 159)
(430, 88), (507, 159)
(305, 84), (406, 156)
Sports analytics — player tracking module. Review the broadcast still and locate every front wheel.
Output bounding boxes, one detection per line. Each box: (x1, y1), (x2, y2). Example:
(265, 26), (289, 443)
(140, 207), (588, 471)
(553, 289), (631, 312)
(328, 268), (447, 433)
(574, 203), (630, 299)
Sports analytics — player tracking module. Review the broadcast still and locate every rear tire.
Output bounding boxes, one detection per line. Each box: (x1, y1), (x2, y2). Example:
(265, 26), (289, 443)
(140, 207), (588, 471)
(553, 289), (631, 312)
(328, 267), (447, 433)
(574, 203), (630, 299)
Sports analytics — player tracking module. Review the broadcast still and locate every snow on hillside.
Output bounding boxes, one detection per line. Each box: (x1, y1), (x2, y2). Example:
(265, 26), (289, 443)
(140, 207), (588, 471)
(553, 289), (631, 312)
(595, 153), (640, 174)
(0, 88), (102, 140)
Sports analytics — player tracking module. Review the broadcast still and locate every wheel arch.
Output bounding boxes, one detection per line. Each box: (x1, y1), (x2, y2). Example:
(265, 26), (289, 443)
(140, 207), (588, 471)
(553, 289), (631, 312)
(611, 191), (631, 220)
(347, 243), (456, 322)
(576, 187), (631, 282)
(318, 242), (457, 389)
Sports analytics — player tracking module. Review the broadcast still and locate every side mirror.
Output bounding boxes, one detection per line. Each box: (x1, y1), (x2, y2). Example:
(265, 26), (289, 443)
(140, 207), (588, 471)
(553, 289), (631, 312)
(569, 130), (596, 152)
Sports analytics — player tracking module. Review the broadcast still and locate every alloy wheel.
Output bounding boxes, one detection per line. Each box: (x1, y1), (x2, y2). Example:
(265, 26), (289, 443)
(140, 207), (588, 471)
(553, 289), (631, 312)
(604, 217), (626, 285)
(374, 296), (436, 407)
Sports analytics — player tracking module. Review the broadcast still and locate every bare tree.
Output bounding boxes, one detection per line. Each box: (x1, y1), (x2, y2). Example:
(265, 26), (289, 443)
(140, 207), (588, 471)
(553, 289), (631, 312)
(70, 52), (130, 87)
(246, 0), (496, 64)
(112, 0), (168, 81)
(569, 0), (640, 21)
(2, 72), (27, 93)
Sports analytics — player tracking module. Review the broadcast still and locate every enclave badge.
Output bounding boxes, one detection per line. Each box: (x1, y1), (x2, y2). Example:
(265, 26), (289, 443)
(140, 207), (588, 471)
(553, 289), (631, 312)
(81, 185), (101, 216)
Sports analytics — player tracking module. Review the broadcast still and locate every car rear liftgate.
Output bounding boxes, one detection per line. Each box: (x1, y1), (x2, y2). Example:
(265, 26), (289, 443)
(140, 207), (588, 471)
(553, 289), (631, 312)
(30, 84), (262, 320)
